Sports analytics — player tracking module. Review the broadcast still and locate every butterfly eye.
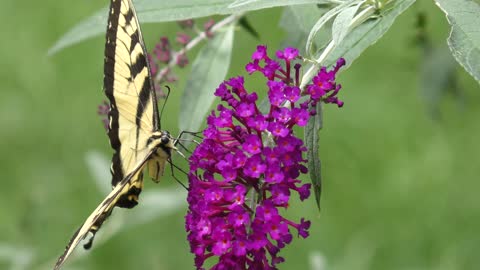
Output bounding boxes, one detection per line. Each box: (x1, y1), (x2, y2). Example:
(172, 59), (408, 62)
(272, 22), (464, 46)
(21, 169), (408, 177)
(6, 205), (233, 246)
(161, 136), (170, 145)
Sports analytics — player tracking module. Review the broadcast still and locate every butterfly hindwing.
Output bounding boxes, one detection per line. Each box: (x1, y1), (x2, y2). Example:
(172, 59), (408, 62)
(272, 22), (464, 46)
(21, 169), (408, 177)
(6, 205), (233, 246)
(53, 150), (154, 270)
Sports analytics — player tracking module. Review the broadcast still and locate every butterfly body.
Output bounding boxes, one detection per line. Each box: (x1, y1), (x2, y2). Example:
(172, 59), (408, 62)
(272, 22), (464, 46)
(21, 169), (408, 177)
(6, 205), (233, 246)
(146, 131), (175, 182)
(113, 130), (175, 207)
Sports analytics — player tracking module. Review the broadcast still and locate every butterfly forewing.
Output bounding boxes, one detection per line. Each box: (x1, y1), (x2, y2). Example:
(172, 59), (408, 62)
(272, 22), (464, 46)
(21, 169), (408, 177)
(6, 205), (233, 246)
(104, 0), (160, 189)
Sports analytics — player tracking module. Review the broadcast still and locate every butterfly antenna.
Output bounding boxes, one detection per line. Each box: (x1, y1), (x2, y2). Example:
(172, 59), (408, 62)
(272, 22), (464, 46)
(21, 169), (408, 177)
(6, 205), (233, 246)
(159, 85), (171, 130)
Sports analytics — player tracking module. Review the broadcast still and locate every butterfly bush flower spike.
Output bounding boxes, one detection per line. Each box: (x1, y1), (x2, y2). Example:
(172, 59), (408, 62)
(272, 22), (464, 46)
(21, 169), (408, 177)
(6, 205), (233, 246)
(186, 45), (345, 269)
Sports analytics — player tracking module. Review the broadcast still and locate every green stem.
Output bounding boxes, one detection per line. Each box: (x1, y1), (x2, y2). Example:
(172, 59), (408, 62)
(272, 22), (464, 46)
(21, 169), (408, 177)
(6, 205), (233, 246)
(299, 4), (377, 89)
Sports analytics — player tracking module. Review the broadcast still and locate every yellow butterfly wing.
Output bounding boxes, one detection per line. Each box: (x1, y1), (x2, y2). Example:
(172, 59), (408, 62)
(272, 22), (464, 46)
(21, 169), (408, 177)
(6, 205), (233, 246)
(53, 0), (171, 269)
(104, 0), (161, 207)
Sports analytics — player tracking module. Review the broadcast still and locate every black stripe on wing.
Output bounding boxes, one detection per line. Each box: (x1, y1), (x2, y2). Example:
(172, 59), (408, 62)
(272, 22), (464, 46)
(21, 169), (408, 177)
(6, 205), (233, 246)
(104, 0), (123, 186)
(126, 11), (160, 131)
(124, 0), (161, 130)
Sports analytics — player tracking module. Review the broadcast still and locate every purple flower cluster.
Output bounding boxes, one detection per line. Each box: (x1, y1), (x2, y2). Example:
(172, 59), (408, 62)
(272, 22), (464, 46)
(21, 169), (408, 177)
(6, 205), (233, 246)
(97, 100), (110, 130)
(185, 45), (345, 269)
(149, 18), (217, 81)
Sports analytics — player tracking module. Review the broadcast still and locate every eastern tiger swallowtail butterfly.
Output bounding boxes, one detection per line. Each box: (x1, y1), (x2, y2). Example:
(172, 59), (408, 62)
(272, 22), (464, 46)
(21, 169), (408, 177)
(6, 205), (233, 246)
(53, 0), (176, 268)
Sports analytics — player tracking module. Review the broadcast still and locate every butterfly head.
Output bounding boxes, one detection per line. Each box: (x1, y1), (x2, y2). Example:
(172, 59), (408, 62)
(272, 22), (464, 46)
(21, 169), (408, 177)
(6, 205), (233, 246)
(148, 131), (176, 155)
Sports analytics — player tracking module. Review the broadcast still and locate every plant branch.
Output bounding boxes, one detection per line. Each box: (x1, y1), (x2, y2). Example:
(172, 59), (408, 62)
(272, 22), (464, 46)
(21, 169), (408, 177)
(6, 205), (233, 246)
(154, 13), (244, 83)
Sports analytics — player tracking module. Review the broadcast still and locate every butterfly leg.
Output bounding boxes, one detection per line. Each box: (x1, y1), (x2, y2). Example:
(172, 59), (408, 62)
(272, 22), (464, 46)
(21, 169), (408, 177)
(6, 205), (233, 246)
(173, 130), (202, 156)
(167, 159), (188, 190)
(166, 130), (202, 189)
(174, 130), (202, 146)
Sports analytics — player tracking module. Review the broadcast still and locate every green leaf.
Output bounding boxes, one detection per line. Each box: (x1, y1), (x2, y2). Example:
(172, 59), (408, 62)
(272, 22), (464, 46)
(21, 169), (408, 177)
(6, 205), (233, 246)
(48, 8), (108, 55)
(239, 16), (260, 39)
(434, 0), (480, 83)
(48, 0), (323, 55)
(179, 25), (235, 132)
(278, 4), (330, 53)
(332, 3), (361, 45)
(0, 243), (33, 270)
(229, 0), (329, 8)
(305, 0), (354, 56)
(85, 151), (112, 194)
(420, 46), (459, 119)
(305, 102), (323, 210)
(229, 0), (264, 8)
(321, 0), (416, 68)
(258, 96), (270, 115)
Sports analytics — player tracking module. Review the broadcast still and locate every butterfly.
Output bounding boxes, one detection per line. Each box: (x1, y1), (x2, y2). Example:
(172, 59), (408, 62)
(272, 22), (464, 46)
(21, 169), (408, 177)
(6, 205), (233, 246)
(53, 0), (178, 268)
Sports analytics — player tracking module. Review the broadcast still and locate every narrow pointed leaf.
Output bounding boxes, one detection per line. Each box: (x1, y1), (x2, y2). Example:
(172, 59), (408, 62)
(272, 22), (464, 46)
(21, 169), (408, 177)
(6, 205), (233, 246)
(306, 0), (354, 56)
(229, 0), (328, 8)
(435, 0), (480, 83)
(279, 4), (330, 52)
(0, 244), (33, 270)
(84, 151), (111, 194)
(322, 0), (416, 68)
(332, 3), (361, 45)
(126, 189), (186, 227)
(229, 0), (262, 8)
(48, 0), (323, 55)
(179, 25), (235, 132)
(305, 103), (323, 210)
(420, 46), (458, 119)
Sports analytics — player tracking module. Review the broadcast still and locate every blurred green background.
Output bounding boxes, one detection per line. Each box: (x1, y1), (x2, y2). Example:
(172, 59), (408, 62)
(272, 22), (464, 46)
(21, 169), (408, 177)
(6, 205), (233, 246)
(1, 0), (479, 269)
